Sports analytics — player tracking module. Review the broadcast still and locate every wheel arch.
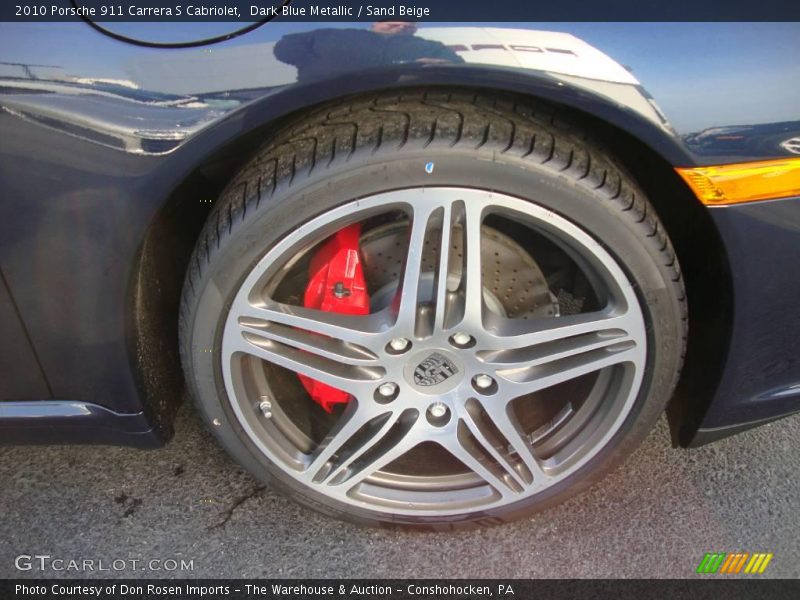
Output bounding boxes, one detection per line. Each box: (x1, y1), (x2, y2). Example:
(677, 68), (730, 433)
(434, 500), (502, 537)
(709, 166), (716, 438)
(129, 74), (732, 446)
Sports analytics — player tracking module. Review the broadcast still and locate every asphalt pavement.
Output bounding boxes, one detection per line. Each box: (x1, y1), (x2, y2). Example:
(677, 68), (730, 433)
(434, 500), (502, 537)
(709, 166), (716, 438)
(1, 402), (798, 579)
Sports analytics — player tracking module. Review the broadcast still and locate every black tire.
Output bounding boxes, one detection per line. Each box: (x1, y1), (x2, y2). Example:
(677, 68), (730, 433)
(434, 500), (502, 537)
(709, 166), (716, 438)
(179, 90), (687, 530)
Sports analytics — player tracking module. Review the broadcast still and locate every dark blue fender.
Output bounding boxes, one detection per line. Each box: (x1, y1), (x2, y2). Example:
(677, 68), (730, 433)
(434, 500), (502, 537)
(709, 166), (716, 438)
(1, 22), (799, 446)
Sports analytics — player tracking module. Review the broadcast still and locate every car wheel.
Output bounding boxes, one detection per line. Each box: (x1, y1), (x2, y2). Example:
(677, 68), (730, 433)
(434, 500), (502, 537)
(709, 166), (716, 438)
(179, 91), (687, 529)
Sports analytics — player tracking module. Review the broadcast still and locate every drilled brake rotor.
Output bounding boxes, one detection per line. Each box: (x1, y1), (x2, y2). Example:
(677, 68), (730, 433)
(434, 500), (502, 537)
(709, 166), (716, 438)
(359, 221), (557, 319)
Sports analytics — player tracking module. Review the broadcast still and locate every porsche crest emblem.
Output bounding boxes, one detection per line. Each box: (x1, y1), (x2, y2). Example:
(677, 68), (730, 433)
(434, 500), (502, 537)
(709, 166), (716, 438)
(413, 352), (459, 386)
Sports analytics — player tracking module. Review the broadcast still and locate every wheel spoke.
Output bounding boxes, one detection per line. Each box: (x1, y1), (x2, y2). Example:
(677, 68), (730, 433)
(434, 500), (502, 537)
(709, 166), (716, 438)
(456, 408), (533, 493)
(326, 410), (420, 489)
(432, 201), (456, 332)
(303, 403), (389, 482)
(237, 318), (379, 366)
(480, 310), (639, 370)
(226, 327), (383, 396)
(532, 370), (611, 456)
(477, 400), (549, 482)
(460, 199), (484, 324)
(395, 196), (484, 335)
(395, 202), (439, 327)
(479, 308), (643, 394)
(312, 409), (407, 485)
(495, 339), (641, 396)
(443, 437), (519, 498)
(235, 302), (387, 347)
(483, 309), (636, 353)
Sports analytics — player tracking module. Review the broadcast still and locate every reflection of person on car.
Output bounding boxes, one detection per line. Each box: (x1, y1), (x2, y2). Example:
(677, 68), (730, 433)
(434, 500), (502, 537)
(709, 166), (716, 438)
(274, 22), (464, 82)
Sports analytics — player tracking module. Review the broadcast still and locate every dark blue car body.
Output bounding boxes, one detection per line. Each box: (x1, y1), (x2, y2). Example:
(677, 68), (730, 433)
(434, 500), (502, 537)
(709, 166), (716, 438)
(1, 21), (799, 448)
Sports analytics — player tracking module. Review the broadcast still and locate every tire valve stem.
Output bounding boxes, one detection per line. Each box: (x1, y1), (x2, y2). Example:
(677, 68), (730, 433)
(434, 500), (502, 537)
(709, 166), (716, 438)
(259, 397), (273, 419)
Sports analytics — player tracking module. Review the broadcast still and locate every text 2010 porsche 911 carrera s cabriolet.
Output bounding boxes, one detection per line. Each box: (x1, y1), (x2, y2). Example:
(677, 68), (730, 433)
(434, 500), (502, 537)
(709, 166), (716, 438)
(1, 17), (799, 528)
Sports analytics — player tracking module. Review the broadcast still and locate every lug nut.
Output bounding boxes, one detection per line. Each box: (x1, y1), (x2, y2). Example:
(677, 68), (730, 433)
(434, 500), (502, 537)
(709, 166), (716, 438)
(378, 382), (398, 398)
(428, 402), (448, 418)
(474, 374), (494, 390)
(452, 332), (473, 347)
(388, 337), (410, 352)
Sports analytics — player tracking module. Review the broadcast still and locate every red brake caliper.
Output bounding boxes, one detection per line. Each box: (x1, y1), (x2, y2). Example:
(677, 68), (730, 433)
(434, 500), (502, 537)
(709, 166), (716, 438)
(299, 223), (370, 412)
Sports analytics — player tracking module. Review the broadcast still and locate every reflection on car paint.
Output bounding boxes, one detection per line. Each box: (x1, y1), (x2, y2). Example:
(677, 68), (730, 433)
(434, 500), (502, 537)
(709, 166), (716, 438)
(2, 24), (799, 161)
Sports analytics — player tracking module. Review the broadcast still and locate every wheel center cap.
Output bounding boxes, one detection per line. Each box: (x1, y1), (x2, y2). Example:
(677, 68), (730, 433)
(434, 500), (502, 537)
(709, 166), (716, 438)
(404, 349), (463, 395)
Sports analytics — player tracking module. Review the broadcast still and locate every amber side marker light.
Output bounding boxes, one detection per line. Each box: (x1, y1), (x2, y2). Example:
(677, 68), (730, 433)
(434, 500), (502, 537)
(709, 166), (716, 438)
(676, 157), (800, 205)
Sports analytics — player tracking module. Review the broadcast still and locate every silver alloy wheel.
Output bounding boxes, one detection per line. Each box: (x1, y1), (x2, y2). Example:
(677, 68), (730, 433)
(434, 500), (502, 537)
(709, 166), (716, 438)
(221, 188), (647, 517)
